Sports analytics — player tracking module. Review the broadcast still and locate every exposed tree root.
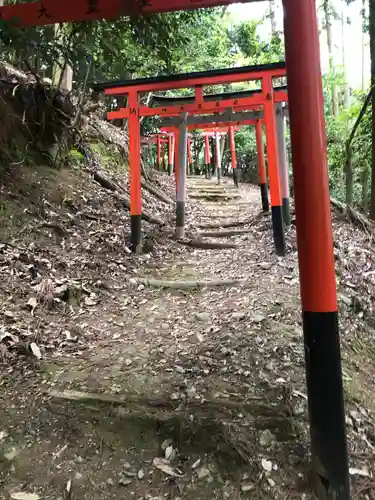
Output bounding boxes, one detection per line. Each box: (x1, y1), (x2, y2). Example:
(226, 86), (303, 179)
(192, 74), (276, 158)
(135, 277), (247, 288)
(91, 171), (164, 225)
(0, 239), (27, 251)
(141, 179), (174, 205)
(199, 214), (242, 219)
(188, 187), (236, 192)
(47, 389), (286, 417)
(114, 193), (164, 225)
(198, 213), (266, 229)
(92, 171), (121, 192)
(330, 197), (375, 232)
(178, 238), (238, 249)
(198, 229), (253, 238)
(190, 193), (241, 201)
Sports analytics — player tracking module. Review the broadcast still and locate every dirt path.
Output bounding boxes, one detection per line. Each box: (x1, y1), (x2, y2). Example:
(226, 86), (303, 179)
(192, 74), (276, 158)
(1, 175), (374, 500)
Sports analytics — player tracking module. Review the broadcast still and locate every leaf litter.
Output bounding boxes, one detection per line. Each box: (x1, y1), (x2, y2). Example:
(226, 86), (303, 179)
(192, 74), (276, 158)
(0, 170), (375, 499)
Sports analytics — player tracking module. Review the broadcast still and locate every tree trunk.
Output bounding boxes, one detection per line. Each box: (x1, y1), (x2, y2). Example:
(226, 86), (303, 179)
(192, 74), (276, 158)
(345, 144), (353, 206)
(362, 0), (366, 90)
(362, 167), (369, 215)
(52, 24), (73, 91)
(269, 0), (277, 34)
(341, 7), (350, 108)
(369, 0), (375, 219)
(324, 0), (339, 116)
(344, 87), (372, 212)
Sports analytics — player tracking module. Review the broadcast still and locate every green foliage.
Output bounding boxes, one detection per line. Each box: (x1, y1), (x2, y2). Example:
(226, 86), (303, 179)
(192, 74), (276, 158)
(325, 89), (371, 208)
(0, 8), (236, 85)
(229, 21), (284, 64)
(0, 6), (289, 188)
(326, 115), (347, 197)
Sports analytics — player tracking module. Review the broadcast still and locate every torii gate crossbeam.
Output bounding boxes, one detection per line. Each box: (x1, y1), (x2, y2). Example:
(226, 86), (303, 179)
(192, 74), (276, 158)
(0, 0), (258, 26)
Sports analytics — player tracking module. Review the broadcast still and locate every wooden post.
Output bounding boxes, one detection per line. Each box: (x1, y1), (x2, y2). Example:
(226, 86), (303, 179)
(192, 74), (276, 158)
(362, 167), (369, 215)
(162, 141), (167, 171)
(174, 129), (179, 191)
(229, 126), (239, 187)
(204, 135), (211, 178)
(187, 138), (194, 175)
(128, 91), (142, 253)
(176, 113), (188, 238)
(275, 103), (291, 226)
(283, 0), (350, 497)
(157, 136), (161, 170)
(215, 132), (221, 185)
(255, 120), (269, 212)
(171, 132), (176, 176)
(263, 76), (285, 256)
(168, 134), (173, 175)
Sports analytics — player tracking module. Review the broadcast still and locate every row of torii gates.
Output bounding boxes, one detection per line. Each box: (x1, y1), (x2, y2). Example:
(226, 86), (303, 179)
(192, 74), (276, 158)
(100, 64), (288, 252)
(142, 128), (242, 182)
(140, 87), (289, 221)
(0, 0), (350, 498)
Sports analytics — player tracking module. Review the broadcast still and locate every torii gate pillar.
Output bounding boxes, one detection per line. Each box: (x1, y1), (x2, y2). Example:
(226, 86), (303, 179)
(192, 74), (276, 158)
(255, 120), (269, 212)
(204, 135), (211, 179)
(128, 91), (142, 254)
(275, 103), (291, 226)
(263, 76), (285, 256)
(187, 138), (194, 175)
(168, 134), (173, 175)
(283, 0), (350, 497)
(215, 132), (221, 185)
(156, 136), (161, 170)
(229, 126), (239, 188)
(176, 113), (188, 238)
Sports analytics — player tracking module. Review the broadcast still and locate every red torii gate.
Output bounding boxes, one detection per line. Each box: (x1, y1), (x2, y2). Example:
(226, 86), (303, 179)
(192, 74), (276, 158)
(141, 135), (169, 170)
(202, 127), (238, 184)
(146, 85), (287, 210)
(100, 77), (288, 274)
(199, 128), (228, 184)
(143, 133), (193, 173)
(163, 121), (267, 201)
(0, 0), (252, 25)
(1, 0), (350, 497)
(162, 125), (240, 179)
(99, 63), (287, 256)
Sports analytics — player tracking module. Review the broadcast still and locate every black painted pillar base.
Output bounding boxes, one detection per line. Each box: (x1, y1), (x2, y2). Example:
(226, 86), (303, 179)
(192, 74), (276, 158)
(282, 197), (291, 227)
(303, 311), (350, 500)
(233, 169), (239, 188)
(167, 164), (173, 176)
(260, 183), (270, 212)
(130, 215), (142, 254)
(189, 164), (194, 176)
(271, 205), (286, 256)
(176, 201), (185, 239)
(217, 167), (221, 185)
